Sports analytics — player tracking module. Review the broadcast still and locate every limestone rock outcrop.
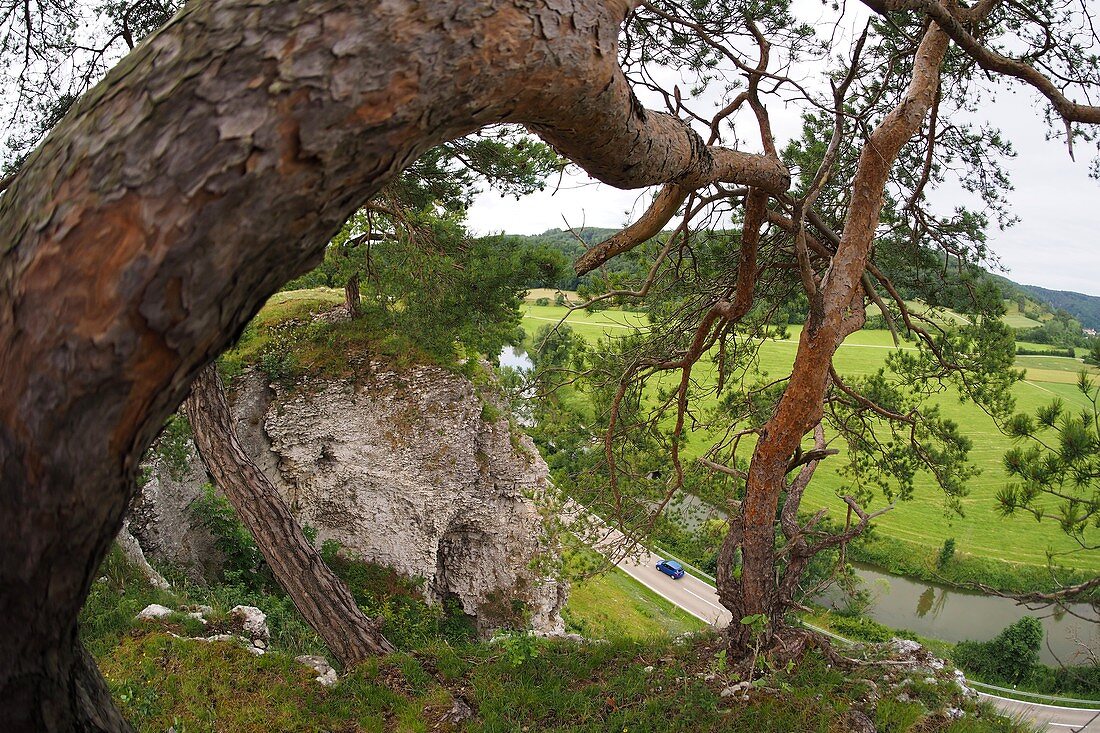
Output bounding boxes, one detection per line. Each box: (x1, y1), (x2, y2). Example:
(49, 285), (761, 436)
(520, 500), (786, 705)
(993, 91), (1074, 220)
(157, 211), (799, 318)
(129, 363), (566, 634)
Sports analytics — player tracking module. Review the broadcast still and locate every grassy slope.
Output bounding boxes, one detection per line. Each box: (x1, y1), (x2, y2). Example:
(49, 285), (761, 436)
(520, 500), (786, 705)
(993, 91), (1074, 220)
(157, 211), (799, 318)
(520, 304), (1100, 573)
(562, 568), (705, 639)
(88, 550), (1025, 733)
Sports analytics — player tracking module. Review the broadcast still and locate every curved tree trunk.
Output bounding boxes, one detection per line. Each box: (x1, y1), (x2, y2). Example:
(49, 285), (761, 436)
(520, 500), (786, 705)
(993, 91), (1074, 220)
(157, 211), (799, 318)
(183, 364), (394, 666)
(0, 1), (788, 728)
(719, 24), (950, 654)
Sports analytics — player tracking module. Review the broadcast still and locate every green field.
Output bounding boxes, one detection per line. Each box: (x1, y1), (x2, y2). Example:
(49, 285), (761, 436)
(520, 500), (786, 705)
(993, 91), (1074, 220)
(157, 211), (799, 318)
(520, 304), (1100, 573)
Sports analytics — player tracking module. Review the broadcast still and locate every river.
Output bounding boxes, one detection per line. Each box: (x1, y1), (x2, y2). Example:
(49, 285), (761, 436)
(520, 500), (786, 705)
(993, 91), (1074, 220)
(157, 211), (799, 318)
(498, 344), (534, 372)
(833, 564), (1099, 666)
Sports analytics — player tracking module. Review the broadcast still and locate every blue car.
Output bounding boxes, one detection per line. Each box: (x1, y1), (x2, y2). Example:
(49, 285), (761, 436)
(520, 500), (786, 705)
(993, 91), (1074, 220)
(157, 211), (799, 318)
(655, 559), (685, 579)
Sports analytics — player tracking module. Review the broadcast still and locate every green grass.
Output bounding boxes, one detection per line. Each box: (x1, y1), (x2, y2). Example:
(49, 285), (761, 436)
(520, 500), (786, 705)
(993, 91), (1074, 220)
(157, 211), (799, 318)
(85, 538), (1031, 732)
(562, 568), (705, 639)
(520, 304), (1100, 575)
(96, 629), (1030, 733)
(219, 288), (457, 387)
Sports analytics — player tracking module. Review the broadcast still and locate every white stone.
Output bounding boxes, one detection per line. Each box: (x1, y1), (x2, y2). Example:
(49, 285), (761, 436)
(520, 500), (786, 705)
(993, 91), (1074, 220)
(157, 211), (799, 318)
(136, 604), (173, 621)
(954, 669), (977, 698)
(296, 655), (338, 687)
(720, 681), (752, 698)
(204, 634), (246, 645)
(230, 605), (269, 641)
(891, 638), (922, 655)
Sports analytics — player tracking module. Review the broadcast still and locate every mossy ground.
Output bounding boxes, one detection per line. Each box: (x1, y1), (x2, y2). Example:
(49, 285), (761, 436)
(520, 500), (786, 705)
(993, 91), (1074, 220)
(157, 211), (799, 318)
(84, 549), (1031, 733)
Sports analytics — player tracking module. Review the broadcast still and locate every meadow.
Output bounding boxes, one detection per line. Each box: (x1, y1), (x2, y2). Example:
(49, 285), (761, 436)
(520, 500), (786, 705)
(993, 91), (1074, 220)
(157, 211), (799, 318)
(518, 302), (1100, 574)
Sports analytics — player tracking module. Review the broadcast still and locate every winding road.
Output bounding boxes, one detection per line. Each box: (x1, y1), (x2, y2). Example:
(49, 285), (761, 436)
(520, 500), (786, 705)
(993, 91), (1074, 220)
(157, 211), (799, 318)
(601, 527), (1100, 731)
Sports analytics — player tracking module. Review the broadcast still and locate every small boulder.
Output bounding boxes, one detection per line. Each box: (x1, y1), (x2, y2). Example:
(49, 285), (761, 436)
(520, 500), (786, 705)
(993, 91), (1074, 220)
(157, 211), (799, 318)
(954, 669), (976, 698)
(136, 604), (173, 621)
(891, 638), (922, 656)
(229, 605), (269, 641)
(296, 655), (338, 687)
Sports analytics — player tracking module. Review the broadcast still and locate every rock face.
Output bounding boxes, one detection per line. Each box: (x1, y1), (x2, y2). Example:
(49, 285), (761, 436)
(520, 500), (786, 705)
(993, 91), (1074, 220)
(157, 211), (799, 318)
(130, 441), (222, 582)
(130, 364), (566, 634)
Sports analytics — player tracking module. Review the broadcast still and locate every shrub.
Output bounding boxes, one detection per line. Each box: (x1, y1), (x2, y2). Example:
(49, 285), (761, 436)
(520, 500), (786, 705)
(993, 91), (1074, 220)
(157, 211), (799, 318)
(535, 297), (551, 306)
(936, 538), (956, 569)
(188, 484), (274, 594)
(953, 616), (1043, 684)
(154, 414), (194, 480)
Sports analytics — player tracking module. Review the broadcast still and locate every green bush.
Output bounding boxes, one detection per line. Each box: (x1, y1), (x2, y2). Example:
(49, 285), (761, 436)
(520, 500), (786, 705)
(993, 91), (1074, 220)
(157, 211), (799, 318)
(153, 414), (194, 480)
(953, 616), (1043, 684)
(828, 614), (899, 644)
(936, 538), (956, 569)
(188, 484), (275, 594)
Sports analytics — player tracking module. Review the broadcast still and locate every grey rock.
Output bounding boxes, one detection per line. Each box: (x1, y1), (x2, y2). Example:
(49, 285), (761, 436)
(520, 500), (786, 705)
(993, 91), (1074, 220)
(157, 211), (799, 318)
(296, 654), (338, 687)
(204, 634), (246, 645)
(136, 604), (173, 621)
(116, 521), (171, 589)
(891, 638), (922, 655)
(720, 681), (752, 698)
(134, 364), (565, 635)
(129, 440), (222, 583)
(230, 605), (269, 641)
(954, 669), (977, 698)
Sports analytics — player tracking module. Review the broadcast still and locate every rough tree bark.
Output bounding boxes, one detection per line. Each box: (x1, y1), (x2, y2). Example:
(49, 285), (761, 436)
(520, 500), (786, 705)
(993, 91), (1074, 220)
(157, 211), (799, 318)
(0, 1), (789, 729)
(344, 273), (362, 317)
(720, 23), (951, 653)
(183, 364), (394, 666)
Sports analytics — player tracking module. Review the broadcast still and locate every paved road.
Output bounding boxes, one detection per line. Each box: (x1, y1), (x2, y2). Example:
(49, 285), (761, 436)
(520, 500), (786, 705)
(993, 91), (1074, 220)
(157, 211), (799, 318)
(588, 513), (1100, 732)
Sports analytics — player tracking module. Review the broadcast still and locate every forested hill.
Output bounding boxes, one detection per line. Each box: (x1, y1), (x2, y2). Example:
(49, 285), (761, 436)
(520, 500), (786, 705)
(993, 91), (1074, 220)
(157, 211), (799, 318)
(507, 227), (1100, 330)
(1016, 283), (1100, 330)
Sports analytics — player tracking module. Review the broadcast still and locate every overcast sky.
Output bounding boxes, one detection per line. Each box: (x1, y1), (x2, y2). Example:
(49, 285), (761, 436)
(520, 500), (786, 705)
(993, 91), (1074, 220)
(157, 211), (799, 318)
(467, 4), (1100, 298)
